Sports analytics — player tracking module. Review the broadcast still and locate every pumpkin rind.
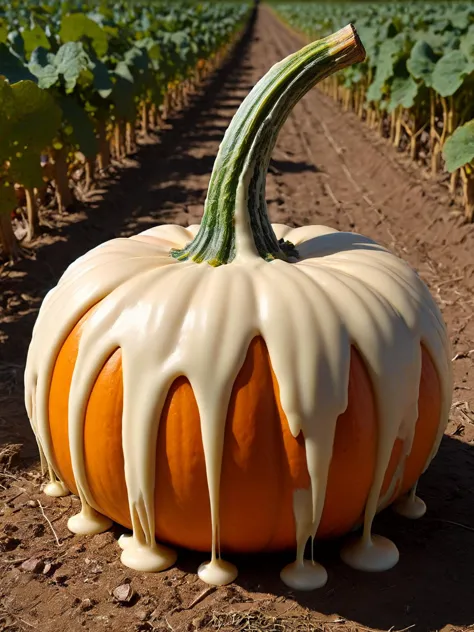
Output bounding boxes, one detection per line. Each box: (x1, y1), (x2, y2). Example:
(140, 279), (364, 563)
(48, 312), (441, 553)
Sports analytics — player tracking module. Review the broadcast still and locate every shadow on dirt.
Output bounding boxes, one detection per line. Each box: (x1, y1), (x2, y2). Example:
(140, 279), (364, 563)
(271, 158), (320, 173)
(176, 433), (474, 632)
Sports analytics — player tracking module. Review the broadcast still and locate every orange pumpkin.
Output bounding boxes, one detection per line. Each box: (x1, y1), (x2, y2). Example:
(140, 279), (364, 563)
(25, 25), (451, 590)
(48, 310), (442, 554)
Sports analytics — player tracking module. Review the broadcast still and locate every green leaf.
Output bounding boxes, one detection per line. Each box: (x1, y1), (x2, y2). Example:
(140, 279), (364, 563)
(60, 14), (108, 58)
(0, 43), (36, 83)
(343, 66), (363, 88)
(443, 120), (474, 172)
(28, 47), (58, 89)
(356, 25), (378, 61)
(0, 78), (61, 189)
(22, 26), (50, 60)
(432, 50), (474, 97)
(55, 41), (91, 92)
(366, 77), (385, 103)
(389, 75), (419, 112)
(30, 42), (96, 93)
(9, 152), (44, 189)
(58, 96), (98, 159)
(0, 77), (16, 120)
(415, 30), (445, 52)
(372, 34), (411, 90)
(460, 26), (474, 64)
(407, 40), (438, 87)
(9, 81), (62, 151)
(114, 60), (134, 84)
(450, 9), (473, 31)
(0, 20), (8, 45)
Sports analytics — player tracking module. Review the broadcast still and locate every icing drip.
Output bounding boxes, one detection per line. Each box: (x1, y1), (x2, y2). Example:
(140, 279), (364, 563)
(340, 534), (399, 572)
(118, 534), (176, 573)
(68, 504), (113, 536)
(280, 559), (328, 591)
(44, 480), (69, 498)
(393, 485), (427, 519)
(24, 223), (452, 588)
(198, 559), (238, 587)
(43, 467), (69, 498)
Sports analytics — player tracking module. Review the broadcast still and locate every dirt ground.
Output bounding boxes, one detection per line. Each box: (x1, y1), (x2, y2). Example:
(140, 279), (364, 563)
(1, 7), (474, 632)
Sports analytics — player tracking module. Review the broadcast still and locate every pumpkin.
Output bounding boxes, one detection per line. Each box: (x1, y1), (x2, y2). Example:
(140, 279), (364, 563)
(25, 24), (452, 591)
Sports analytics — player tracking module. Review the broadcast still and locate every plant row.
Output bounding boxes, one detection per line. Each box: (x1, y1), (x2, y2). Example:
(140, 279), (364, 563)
(273, 2), (474, 221)
(0, 1), (252, 259)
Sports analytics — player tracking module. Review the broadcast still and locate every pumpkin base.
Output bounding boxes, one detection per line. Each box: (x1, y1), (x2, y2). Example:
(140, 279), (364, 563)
(197, 558), (238, 586)
(280, 559), (328, 590)
(119, 534), (177, 572)
(67, 507), (113, 535)
(43, 480), (69, 498)
(393, 493), (427, 519)
(340, 534), (399, 572)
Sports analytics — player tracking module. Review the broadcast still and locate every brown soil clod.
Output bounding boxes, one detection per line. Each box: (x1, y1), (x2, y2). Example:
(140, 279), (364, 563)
(20, 557), (45, 574)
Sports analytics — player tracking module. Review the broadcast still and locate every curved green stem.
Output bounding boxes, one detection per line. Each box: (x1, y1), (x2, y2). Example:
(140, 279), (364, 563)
(172, 24), (365, 266)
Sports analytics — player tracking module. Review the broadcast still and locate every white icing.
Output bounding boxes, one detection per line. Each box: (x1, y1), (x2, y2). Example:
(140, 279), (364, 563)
(198, 559), (238, 586)
(280, 559), (328, 591)
(25, 216), (452, 589)
(340, 534), (399, 572)
(393, 485), (427, 519)
(118, 534), (133, 550)
(43, 474), (69, 498)
(68, 505), (112, 535)
(120, 537), (176, 573)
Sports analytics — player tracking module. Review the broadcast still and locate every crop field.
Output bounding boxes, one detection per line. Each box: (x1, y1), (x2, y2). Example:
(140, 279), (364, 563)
(0, 2), (473, 632)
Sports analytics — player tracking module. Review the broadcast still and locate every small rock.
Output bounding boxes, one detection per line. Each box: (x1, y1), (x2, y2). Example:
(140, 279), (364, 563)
(136, 609), (150, 622)
(21, 558), (44, 574)
(9, 567), (21, 580)
(80, 598), (95, 612)
(43, 562), (53, 576)
(113, 583), (135, 603)
(26, 500), (38, 508)
(89, 564), (102, 574)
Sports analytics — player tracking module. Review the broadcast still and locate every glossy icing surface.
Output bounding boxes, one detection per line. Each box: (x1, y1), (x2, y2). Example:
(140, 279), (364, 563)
(25, 222), (452, 589)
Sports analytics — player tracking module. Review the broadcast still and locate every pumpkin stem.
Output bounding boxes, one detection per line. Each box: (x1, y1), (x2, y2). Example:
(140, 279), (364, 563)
(171, 25), (365, 266)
